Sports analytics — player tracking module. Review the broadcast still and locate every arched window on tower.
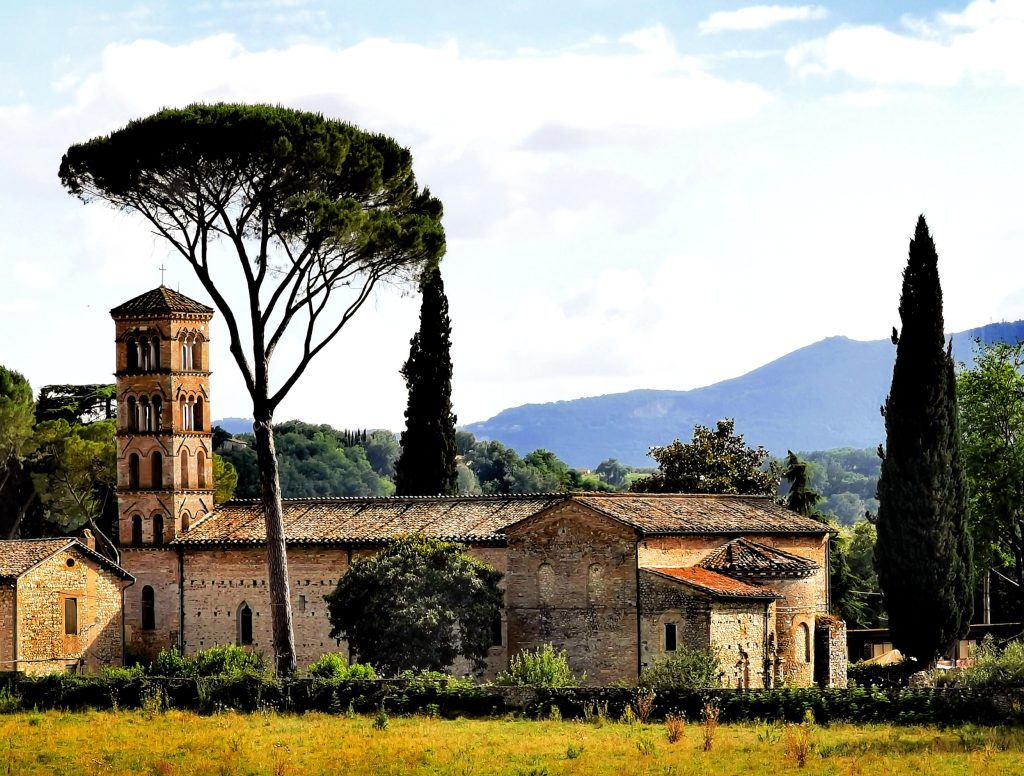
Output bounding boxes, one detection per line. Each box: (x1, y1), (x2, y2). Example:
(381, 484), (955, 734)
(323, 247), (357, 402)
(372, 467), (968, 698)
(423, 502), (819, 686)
(128, 454), (140, 490)
(194, 397), (204, 431)
(192, 338), (202, 371)
(180, 449), (190, 488)
(181, 510), (191, 532)
(126, 338), (137, 372)
(179, 397), (188, 430)
(149, 337), (159, 370)
(140, 337), (152, 371)
(238, 603), (253, 645)
(126, 397), (137, 432)
(131, 514), (143, 547)
(152, 514), (164, 546)
(141, 586), (155, 630)
(151, 451), (163, 489)
(180, 335), (193, 370)
(800, 622), (812, 663)
(152, 396), (162, 431)
(139, 396), (152, 432)
(196, 450), (207, 488)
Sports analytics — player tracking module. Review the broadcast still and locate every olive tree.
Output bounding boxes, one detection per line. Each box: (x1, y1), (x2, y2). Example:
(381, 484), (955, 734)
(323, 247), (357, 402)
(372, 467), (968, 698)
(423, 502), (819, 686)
(60, 104), (445, 674)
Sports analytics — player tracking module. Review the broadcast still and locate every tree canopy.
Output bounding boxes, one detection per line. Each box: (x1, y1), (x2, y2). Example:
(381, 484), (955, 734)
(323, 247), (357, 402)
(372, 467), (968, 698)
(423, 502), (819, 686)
(630, 419), (779, 495)
(0, 367), (37, 538)
(324, 535), (503, 675)
(875, 215), (972, 664)
(61, 103), (445, 675)
(394, 266), (458, 496)
(958, 339), (1024, 621)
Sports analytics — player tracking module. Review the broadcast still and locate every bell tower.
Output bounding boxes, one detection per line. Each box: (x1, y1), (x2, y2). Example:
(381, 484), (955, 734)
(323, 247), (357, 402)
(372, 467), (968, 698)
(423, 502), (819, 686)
(111, 286), (215, 546)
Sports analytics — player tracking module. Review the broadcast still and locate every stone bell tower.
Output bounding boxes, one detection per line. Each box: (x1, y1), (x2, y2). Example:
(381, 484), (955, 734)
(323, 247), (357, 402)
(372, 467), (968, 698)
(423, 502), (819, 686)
(111, 286), (216, 546)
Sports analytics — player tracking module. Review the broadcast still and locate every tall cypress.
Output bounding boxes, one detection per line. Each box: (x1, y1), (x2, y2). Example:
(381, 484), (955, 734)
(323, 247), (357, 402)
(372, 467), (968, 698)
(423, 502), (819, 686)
(394, 265), (459, 496)
(875, 215), (973, 664)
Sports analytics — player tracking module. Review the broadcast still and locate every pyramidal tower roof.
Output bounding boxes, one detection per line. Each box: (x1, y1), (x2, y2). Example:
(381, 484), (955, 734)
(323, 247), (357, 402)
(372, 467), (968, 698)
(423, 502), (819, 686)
(110, 286), (214, 318)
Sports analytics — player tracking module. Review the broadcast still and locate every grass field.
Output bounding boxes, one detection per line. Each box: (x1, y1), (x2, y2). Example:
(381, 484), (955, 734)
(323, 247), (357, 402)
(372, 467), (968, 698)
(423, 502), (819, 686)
(0, 709), (1021, 775)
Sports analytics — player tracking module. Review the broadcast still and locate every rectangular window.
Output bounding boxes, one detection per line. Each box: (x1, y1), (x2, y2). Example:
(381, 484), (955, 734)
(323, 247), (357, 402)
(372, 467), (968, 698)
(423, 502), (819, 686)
(298, 595), (307, 613)
(664, 622), (677, 652)
(490, 615), (503, 647)
(64, 597), (78, 635)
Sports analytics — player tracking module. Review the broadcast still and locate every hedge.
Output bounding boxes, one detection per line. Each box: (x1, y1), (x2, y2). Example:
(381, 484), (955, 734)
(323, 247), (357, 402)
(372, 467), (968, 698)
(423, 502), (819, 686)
(0, 673), (1021, 726)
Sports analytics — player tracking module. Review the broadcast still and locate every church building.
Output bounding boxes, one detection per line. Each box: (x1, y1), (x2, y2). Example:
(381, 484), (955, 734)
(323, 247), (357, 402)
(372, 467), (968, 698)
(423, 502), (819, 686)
(111, 286), (845, 687)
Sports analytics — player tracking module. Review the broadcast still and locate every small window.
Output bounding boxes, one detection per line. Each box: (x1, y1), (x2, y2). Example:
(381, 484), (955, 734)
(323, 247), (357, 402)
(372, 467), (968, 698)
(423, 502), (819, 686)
(196, 450), (207, 488)
(800, 622), (811, 663)
(194, 397), (204, 431)
(180, 449), (190, 489)
(126, 338), (138, 372)
(126, 397), (137, 432)
(152, 514), (164, 546)
(491, 614), (503, 647)
(153, 396), (162, 431)
(151, 451), (163, 489)
(131, 515), (143, 547)
(128, 454), (140, 490)
(141, 586), (155, 630)
(665, 622), (677, 652)
(64, 597), (78, 635)
(239, 603), (253, 645)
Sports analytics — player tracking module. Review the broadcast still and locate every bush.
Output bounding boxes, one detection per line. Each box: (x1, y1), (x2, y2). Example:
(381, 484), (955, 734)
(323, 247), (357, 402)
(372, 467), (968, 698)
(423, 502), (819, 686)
(640, 647), (722, 690)
(307, 653), (377, 680)
(496, 645), (583, 688)
(954, 636), (1024, 688)
(148, 646), (268, 678)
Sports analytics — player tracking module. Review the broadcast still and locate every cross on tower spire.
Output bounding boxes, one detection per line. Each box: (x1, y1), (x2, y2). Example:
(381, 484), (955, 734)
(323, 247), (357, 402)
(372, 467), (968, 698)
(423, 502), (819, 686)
(158, 264), (167, 285)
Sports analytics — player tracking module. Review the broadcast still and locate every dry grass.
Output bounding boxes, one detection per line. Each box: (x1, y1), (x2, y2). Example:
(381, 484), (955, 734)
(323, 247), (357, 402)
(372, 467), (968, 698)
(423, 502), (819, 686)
(0, 710), (1023, 774)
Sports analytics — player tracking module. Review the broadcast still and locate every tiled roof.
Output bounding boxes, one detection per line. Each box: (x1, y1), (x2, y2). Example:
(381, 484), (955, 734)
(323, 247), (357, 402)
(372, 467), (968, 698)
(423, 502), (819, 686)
(643, 567), (781, 599)
(173, 495), (566, 546)
(570, 493), (829, 535)
(698, 538), (820, 578)
(0, 539), (133, 581)
(111, 286), (214, 317)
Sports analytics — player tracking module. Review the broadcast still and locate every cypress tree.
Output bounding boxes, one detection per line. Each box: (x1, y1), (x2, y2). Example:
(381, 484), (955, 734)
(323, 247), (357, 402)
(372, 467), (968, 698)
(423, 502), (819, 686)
(394, 265), (459, 496)
(875, 215), (973, 664)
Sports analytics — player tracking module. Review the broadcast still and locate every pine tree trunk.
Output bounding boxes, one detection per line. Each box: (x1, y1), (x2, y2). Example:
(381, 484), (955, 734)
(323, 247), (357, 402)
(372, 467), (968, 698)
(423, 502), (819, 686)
(253, 411), (296, 676)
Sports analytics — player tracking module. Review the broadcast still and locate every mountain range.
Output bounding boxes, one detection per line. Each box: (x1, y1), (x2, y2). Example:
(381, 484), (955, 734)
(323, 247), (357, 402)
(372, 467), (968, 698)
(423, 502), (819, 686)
(464, 321), (1024, 468)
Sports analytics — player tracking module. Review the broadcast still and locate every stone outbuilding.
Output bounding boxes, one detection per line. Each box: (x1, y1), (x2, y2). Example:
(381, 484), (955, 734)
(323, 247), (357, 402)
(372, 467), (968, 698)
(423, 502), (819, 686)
(0, 538), (134, 674)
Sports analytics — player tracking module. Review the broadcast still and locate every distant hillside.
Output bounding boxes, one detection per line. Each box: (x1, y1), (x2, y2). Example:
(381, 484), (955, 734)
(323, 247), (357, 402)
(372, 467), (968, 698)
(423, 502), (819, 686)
(464, 321), (1024, 468)
(212, 417), (254, 435)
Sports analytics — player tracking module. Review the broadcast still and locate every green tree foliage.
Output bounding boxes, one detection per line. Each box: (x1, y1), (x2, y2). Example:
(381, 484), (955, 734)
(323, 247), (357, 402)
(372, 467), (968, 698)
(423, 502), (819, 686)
(35, 384), (115, 424)
(0, 367), (37, 538)
(639, 646), (723, 690)
(324, 536), (503, 675)
(794, 448), (880, 526)
(630, 419), (779, 495)
(30, 418), (117, 551)
(218, 421), (396, 499)
(394, 266), (458, 496)
(782, 452), (865, 625)
(875, 215), (973, 664)
(958, 340), (1024, 620)
(62, 103), (445, 675)
(364, 430), (400, 479)
(212, 453), (238, 504)
(460, 435), (581, 494)
(495, 644), (582, 688)
(595, 458), (630, 490)
(845, 521), (886, 627)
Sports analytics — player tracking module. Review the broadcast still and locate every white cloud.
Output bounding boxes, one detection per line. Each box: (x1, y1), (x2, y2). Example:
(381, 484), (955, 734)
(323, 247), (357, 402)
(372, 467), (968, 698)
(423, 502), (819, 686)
(787, 0), (1024, 86)
(700, 5), (827, 34)
(14, 262), (56, 289)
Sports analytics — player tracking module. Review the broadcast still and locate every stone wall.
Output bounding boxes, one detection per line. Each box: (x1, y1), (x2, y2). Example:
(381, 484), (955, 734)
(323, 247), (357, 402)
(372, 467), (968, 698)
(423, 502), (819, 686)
(15, 548), (125, 674)
(505, 503), (639, 685)
(815, 615), (848, 688)
(710, 601), (773, 689)
(121, 547), (180, 660)
(637, 570), (712, 671)
(0, 585), (13, 671)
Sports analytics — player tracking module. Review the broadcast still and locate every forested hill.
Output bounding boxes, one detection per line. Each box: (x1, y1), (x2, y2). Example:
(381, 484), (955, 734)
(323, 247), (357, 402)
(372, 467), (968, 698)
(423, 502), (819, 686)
(464, 320), (1024, 468)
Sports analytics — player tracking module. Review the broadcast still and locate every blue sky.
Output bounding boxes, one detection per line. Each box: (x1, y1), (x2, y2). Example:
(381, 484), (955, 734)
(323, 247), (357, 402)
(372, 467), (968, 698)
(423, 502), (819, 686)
(2, 1), (1023, 442)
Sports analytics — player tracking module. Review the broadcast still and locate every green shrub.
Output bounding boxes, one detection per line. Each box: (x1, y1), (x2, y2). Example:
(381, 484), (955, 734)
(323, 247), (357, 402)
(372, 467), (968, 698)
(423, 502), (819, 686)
(307, 653), (377, 680)
(956, 636), (1024, 688)
(150, 649), (197, 678)
(100, 664), (145, 680)
(193, 645), (269, 677)
(639, 647), (722, 690)
(496, 644), (583, 688)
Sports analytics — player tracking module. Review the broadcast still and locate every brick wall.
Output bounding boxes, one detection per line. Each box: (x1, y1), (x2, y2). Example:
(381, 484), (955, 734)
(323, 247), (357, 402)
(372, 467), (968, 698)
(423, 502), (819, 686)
(638, 570), (712, 670)
(815, 615), (848, 688)
(505, 503), (639, 685)
(15, 549), (125, 674)
(121, 547), (180, 660)
(0, 585), (13, 671)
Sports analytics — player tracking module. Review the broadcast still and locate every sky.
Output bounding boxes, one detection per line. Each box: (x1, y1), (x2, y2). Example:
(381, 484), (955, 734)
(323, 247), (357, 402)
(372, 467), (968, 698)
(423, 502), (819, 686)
(2, 0), (1024, 433)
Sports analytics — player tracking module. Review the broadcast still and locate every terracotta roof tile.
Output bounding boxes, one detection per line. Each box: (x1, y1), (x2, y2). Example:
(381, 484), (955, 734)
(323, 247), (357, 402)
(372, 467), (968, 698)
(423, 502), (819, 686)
(0, 539), (133, 581)
(111, 287), (214, 317)
(643, 567), (780, 599)
(174, 495), (566, 546)
(699, 538), (819, 578)
(571, 493), (828, 535)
